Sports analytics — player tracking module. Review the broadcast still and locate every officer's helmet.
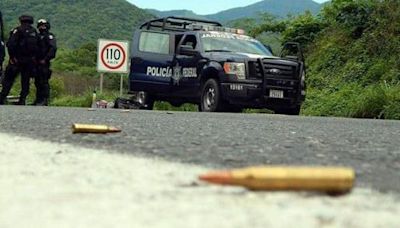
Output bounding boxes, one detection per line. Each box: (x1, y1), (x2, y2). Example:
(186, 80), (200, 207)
(19, 15), (34, 25)
(37, 19), (51, 31)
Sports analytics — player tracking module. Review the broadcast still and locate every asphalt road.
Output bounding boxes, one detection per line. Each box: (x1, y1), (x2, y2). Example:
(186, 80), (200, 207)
(1, 106), (400, 193)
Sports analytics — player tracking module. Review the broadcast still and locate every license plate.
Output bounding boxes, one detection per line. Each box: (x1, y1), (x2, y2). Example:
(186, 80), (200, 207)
(269, 90), (284, 99)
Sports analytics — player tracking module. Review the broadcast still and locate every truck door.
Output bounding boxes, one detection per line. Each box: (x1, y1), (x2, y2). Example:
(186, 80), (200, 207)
(173, 34), (201, 96)
(280, 42), (304, 63)
(130, 30), (173, 93)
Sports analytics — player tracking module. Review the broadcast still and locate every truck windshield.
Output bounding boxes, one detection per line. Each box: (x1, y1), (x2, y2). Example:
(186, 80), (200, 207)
(201, 32), (273, 56)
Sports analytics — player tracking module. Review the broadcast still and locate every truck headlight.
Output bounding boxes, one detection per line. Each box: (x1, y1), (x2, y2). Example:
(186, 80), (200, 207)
(224, 62), (246, 80)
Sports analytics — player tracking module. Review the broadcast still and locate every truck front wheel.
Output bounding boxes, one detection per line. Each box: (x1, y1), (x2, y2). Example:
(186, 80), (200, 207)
(200, 79), (223, 112)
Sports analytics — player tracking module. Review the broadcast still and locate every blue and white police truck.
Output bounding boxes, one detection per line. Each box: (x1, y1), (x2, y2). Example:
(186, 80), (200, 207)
(123, 17), (306, 114)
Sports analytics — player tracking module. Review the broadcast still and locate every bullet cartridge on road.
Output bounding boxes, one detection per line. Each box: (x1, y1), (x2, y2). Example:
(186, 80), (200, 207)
(72, 124), (121, 134)
(200, 166), (355, 194)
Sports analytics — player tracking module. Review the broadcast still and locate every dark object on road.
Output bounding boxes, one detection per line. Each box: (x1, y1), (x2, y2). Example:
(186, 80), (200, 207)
(72, 124), (122, 134)
(200, 166), (355, 194)
(124, 17), (306, 114)
(114, 97), (144, 109)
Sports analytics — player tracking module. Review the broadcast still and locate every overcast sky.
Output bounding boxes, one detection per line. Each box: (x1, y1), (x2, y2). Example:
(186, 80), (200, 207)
(128, 0), (329, 15)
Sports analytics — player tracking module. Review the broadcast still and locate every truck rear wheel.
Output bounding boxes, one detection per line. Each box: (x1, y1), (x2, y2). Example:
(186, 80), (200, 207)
(133, 92), (154, 110)
(200, 79), (223, 112)
(140, 95), (154, 110)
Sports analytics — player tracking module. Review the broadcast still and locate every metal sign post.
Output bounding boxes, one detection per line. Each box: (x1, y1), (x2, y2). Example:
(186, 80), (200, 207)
(100, 73), (104, 94)
(120, 74), (124, 97)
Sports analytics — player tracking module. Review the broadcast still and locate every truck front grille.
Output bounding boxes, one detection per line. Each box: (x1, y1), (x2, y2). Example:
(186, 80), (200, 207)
(248, 59), (299, 80)
(262, 59), (298, 79)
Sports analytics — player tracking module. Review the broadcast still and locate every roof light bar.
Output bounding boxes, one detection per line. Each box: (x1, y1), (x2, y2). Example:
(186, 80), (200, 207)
(140, 17), (246, 35)
(203, 26), (246, 35)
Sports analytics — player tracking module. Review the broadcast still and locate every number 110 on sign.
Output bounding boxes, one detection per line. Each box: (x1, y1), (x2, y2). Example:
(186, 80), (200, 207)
(106, 48), (121, 63)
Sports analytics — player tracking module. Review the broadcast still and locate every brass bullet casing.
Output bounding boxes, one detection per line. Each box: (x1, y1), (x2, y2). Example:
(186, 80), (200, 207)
(72, 124), (121, 134)
(200, 166), (355, 194)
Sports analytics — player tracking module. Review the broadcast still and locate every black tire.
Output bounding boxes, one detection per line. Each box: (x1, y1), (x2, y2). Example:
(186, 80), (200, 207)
(113, 97), (142, 109)
(274, 105), (301, 115)
(200, 79), (223, 112)
(113, 98), (123, 109)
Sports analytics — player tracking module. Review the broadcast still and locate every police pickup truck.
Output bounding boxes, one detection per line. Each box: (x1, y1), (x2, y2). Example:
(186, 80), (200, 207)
(125, 17), (306, 114)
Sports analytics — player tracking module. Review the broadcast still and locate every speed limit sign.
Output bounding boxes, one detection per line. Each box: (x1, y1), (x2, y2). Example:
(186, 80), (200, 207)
(97, 39), (129, 73)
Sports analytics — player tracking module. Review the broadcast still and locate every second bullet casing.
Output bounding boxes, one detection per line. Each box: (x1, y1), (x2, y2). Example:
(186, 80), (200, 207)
(72, 124), (121, 134)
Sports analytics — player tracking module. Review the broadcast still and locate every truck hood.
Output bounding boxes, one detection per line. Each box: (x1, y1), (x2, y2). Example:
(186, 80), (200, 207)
(203, 52), (280, 62)
(202, 52), (299, 66)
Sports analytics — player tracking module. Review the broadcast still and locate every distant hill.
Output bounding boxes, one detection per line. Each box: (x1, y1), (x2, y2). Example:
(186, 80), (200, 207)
(0, 0), (154, 48)
(147, 9), (208, 20)
(149, 0), (322, 23)
(208, 0), (322, 22)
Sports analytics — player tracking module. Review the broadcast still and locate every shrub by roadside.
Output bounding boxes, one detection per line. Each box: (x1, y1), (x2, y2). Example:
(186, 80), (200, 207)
(303, 83), (400, 120)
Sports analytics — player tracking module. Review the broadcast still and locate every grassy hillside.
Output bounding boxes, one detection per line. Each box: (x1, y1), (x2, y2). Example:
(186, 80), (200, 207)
(251, 0), (400, 119)
(0, 0), (154, 48)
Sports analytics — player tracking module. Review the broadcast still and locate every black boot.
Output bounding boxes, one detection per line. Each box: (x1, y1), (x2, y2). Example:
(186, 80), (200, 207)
(0, 95), (6, 105)
(16, 99), (26, 106)
(36, 98), (48, 106)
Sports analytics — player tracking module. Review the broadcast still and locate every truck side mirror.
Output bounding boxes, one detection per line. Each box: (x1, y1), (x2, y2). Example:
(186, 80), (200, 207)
(179, 45), (199, 56)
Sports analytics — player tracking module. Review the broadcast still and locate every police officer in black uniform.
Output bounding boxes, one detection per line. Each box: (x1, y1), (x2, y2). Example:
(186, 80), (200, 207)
(0, 10), (5, 82)
(35, 19), (57, 106)
(0, 40), (4, 80)
(0, 15), (39, 105)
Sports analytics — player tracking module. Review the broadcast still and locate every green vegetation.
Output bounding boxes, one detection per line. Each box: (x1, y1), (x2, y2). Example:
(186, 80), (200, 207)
(153, 102), (198, 112)
(230, 14), (286, 54)
(0, 0), (154, 48)
(52, 89), (120, 108)
(246, 0), (399, 119)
